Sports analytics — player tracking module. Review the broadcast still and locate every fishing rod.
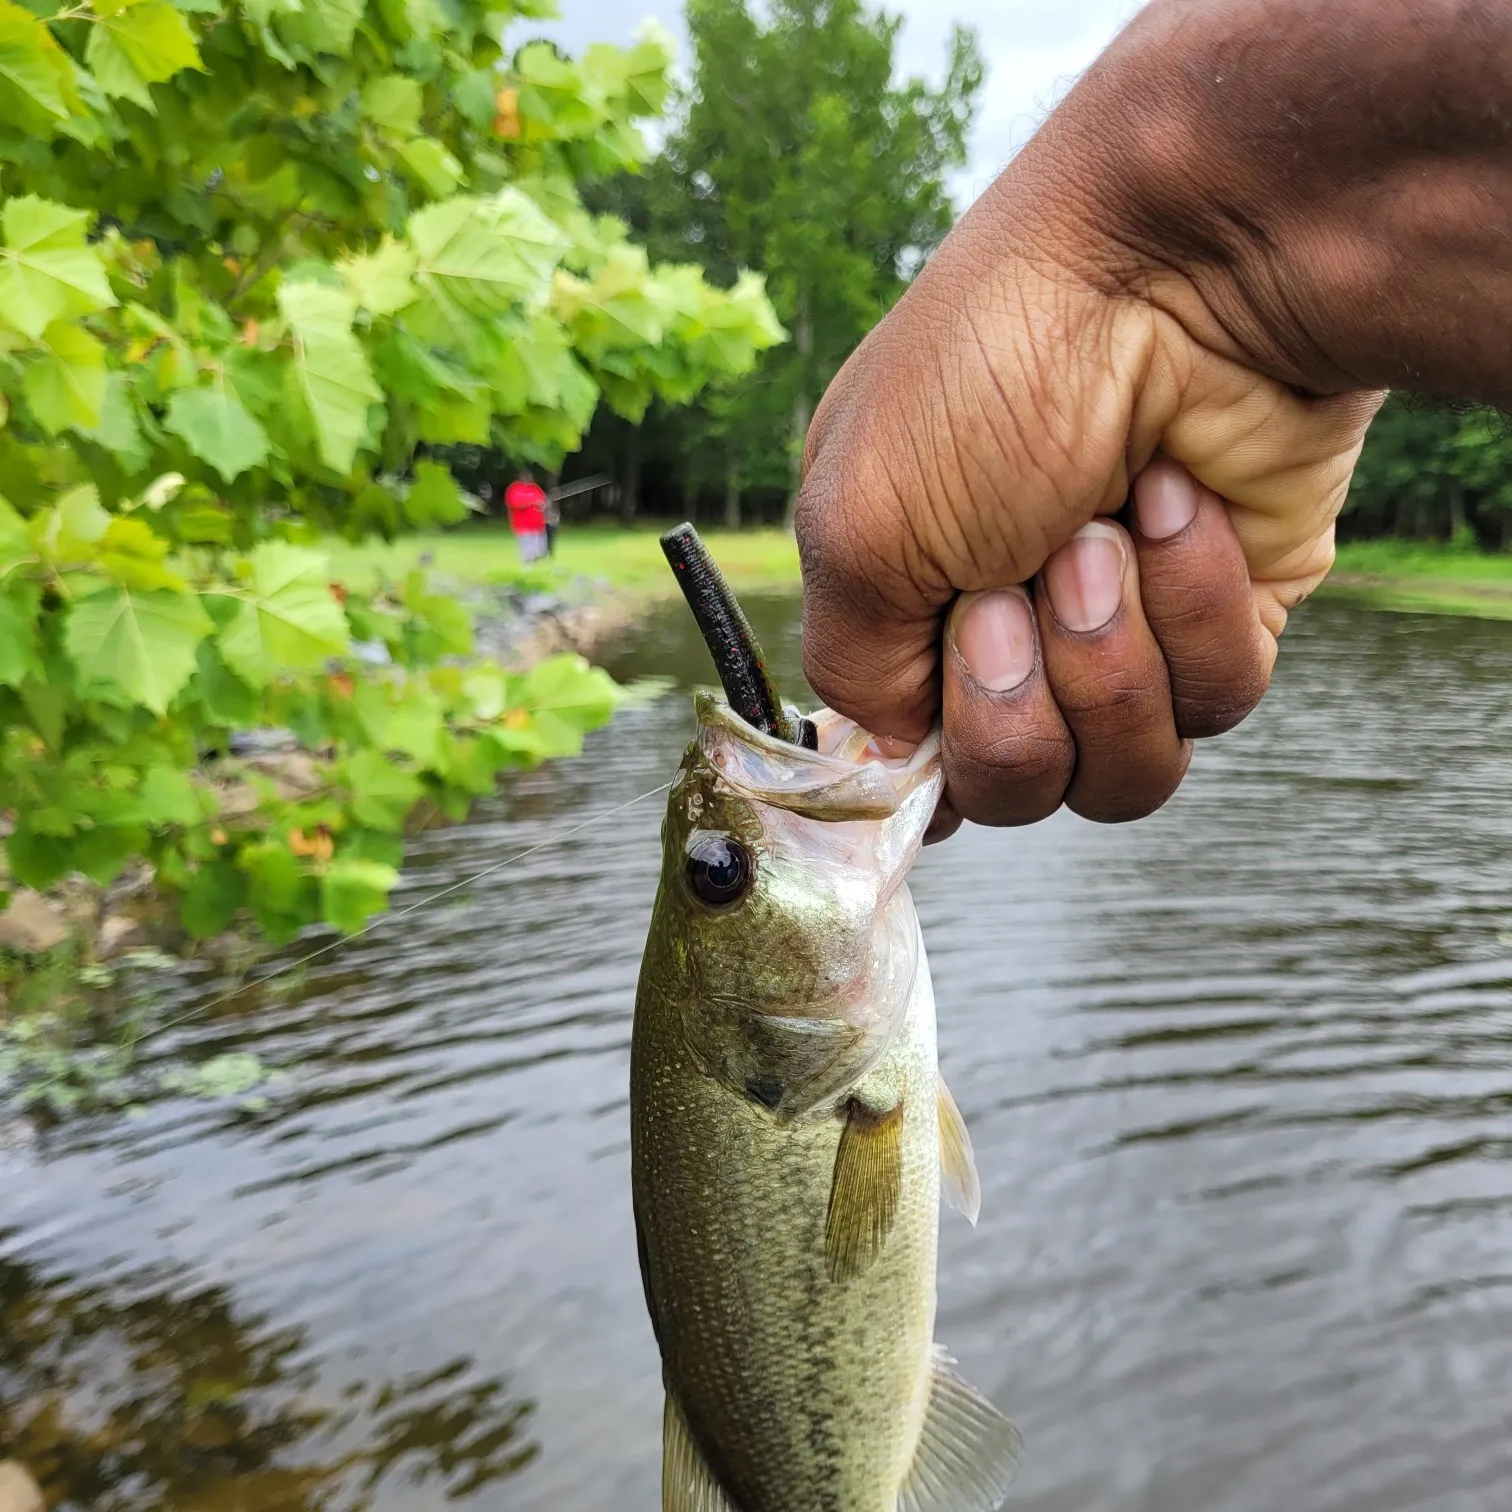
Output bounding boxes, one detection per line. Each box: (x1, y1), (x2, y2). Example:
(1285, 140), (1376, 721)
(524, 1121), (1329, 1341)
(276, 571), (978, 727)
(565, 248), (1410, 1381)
(659, 522), (818, 750)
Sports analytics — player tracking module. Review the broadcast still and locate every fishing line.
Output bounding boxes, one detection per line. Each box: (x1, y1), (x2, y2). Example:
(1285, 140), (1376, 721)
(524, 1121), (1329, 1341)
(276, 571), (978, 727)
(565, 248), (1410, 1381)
(22, 778), (674, 1090)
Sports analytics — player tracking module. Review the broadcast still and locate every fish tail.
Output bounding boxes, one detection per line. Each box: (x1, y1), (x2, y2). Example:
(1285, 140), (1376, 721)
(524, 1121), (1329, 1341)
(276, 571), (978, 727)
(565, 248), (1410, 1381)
(896, 1346), (1021, 1512)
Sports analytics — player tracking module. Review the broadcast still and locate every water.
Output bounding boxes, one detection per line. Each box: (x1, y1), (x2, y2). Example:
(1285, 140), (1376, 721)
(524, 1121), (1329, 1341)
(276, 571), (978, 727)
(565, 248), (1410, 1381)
(5, 597), (1512, 1511)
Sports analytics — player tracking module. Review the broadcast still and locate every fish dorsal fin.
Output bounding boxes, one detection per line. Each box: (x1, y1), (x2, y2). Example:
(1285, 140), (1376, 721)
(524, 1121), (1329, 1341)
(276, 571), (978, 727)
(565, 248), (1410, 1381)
(663, 1392), (739, 1512)
(898, 1347), (1022, 1512)
(936, 1075), (981, 1226)
(826, 1097), (904, 1283)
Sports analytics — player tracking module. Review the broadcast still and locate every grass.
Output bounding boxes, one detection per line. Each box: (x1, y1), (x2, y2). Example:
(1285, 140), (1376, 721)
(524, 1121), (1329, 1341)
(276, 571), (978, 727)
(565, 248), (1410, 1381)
(1327, 539), (1512, 619)
(327, 521), (802, 601)
(328, 520), (1512, 621)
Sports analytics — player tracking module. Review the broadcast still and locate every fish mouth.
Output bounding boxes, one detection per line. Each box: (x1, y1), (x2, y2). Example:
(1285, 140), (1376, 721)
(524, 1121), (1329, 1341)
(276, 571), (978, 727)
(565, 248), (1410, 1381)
(693, 693), (942, 823)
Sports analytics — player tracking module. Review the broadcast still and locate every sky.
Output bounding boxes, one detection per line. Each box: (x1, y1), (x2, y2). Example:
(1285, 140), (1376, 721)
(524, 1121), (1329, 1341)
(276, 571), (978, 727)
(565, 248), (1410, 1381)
(514, 0), (1148, 208)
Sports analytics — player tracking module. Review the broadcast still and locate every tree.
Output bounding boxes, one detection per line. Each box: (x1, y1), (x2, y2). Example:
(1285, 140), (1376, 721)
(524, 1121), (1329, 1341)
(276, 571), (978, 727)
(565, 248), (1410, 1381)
(1345, 398), (1512, 548)
(0, 0), (783, 945)
(584, 0), (981, 524)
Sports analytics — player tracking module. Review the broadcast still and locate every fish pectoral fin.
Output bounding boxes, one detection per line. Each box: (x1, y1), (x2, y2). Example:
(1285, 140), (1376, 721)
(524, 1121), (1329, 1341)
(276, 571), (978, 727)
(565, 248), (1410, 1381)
(898, 1346), (1022, 1512)
(825, 1096), (904, 1283)
(937, 1075), (981, 1226)
(663, 1391), (740, 1512)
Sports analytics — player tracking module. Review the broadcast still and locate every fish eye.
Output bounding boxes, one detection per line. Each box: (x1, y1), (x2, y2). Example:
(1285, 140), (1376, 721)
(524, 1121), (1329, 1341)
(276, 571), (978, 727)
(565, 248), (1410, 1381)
(686, 834), (753, 910)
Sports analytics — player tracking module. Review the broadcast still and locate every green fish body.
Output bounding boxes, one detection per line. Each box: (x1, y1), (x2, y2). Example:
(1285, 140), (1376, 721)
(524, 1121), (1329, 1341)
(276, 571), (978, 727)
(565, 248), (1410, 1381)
(632, 697), (1020, 1512)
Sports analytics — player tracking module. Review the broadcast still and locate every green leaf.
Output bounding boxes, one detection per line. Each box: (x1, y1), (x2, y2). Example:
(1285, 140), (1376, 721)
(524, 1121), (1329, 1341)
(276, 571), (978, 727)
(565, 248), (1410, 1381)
(0, 582), (40, 686)
(522, 654), (622, 728)
(6, 821), (72, 889)
(383, 684), (444, 766)
(403, 459), (467, 527)
(360, 73), (421, 135)
(342, 747), (422, 830)
(408, 190), (568, 317)
(23, 321), (106, 435)
(32, 482), (109, 566)
(165, 1051), (267, 1099)
(86, 0), (203, 112)
(397, 136), (463, 199)
(277, 280), (382, 473)
(0, 0), (79, 121)
(98, 514), (186, 590)
(0, 198), (115, 341)
(165, 380), (271, 482)
(281, 0), (363, 58)
(339, 236), (417, 316)
(136, 764), (201, 825)
(64, 585), (211, 713)
(241, 841), (312, 941)
(194, 639), (258, 723)
(217, 540), (349, 687)
(79, 372), (150, 471)
(72, 821), (143, 885)
(180, 859), (244, 937)
(320, 855), (398, 933)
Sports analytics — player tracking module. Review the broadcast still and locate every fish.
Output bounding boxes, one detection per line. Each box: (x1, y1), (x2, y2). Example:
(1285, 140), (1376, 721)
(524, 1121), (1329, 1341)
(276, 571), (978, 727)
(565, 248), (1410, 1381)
(631, 692), (1021, 1512)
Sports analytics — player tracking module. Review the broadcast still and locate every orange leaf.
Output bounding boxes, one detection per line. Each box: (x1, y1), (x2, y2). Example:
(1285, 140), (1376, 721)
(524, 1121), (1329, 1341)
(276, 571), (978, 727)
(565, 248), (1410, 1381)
(494, 86), (521, 139)
(289, 826), (334, 861)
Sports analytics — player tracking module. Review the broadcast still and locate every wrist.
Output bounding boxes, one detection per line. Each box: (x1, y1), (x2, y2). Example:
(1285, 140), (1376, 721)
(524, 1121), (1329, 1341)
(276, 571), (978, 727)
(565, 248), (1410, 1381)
(1006, 0), (1512, 405)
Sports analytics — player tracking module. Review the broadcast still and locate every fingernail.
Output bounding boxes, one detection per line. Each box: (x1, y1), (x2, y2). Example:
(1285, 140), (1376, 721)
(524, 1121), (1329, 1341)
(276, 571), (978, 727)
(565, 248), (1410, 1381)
(1043, 522), (1124, 632)
(1134, 460), (1199, 540)
(952, 588), (1036, 693)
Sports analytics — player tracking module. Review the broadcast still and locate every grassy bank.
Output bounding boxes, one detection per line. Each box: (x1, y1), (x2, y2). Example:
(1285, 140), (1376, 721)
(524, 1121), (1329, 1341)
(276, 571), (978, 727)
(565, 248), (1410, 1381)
(1327, 540), (1512, 618)
(327, 522), (802, 600)
(329, 521), (1512, 621)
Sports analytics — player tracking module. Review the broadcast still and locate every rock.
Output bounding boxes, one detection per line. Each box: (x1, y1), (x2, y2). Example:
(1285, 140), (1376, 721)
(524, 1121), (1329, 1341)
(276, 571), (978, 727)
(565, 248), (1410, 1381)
(0, 890), (68, 955)
(97, 913), (147, 959)
(215, 781), (261, 819)
(242, 750), (323, 798)
(0, 1461), (44, 1512)
(228, 727), (298, 755)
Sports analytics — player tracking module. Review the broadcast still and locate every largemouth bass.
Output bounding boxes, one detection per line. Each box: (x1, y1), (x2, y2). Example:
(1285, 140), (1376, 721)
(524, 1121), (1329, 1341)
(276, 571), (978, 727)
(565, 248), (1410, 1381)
(632, 694), (1021, 1512)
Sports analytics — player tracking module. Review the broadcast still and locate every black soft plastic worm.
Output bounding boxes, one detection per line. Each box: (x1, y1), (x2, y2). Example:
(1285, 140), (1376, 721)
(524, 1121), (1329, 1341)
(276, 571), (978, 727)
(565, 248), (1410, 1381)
(660, 523), (817, 750)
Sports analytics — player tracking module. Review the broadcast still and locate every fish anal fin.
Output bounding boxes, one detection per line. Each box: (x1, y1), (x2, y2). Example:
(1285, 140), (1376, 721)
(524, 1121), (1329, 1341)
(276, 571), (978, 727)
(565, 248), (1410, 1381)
(898, 1347), (1022, 1512)
(826, 1097), (904, 1283)
(663, 1392), (740, 1512)
(937, 1075), (981, 1226)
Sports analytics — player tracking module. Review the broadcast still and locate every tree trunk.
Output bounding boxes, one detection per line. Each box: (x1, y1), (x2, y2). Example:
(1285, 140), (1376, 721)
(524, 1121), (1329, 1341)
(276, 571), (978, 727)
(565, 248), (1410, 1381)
(621, 426), (642, 522)
(1447, 480), (1466, 542)
(783, 288), (813, 531)
(724, 467), (741, 529)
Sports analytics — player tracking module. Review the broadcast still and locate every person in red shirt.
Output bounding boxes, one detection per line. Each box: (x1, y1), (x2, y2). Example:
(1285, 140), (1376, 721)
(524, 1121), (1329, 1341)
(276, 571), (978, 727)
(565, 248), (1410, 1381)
(504, 474), (550, 564)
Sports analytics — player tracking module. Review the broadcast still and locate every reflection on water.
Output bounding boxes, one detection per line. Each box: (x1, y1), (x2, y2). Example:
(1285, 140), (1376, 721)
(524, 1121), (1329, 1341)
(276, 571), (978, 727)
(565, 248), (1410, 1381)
(0, 1242), (535, 1509)
(6, 597), (1512, 1510)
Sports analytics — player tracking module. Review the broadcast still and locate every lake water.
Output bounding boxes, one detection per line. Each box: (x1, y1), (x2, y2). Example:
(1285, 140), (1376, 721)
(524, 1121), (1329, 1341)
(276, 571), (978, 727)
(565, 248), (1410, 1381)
(5, 597), (1512, 1511)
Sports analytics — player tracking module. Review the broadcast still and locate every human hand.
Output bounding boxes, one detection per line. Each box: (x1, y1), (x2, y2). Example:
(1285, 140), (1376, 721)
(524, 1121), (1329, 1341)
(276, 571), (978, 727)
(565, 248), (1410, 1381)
(795, 0), (1500, 839)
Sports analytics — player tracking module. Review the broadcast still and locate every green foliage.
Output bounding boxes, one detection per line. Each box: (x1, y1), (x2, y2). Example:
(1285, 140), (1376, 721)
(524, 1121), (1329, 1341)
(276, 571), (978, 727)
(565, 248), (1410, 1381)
(0, 0), (782, 949)
(1346, 397), (1512, 548)
(582, 0), (980, 520)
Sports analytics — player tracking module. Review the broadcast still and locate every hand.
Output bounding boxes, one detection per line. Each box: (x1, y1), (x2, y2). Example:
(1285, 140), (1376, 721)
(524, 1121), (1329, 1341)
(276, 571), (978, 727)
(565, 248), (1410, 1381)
(795, 0), (1429, 840)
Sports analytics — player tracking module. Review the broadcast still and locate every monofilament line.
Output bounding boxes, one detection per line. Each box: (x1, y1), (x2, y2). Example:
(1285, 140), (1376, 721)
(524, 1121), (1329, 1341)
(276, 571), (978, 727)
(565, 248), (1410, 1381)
(23, 779), (675, 1092)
